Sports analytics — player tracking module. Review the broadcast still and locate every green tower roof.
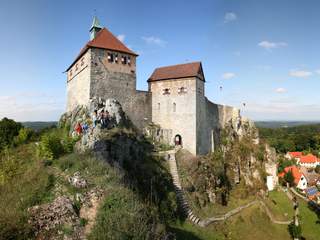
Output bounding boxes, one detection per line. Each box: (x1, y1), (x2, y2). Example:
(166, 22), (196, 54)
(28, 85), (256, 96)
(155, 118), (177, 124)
(90, 16), (102, 31)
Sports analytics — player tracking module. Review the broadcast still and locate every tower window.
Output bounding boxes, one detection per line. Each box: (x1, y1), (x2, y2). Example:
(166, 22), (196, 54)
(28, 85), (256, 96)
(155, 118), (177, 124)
(115, 54), (118, 63)
(128, 56), (131, 65)
(108, 53), (114, 62)
(178, 87), (187, 94)
(122, 56), (127, 64)
(173, 103), (176, 112)
(158, 103), (160, 110)
(163, 88), (170, 95)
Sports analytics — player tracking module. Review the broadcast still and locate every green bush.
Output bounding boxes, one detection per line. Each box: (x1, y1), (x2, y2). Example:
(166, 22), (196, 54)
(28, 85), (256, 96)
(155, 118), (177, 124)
(89, 189), (166, 240)
(14, 128), (34, 145)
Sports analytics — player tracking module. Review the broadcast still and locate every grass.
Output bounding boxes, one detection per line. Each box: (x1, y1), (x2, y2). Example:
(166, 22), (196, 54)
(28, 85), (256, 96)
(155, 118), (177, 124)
(264, 190), (294, 221)
(298, 199), (320, 239)
(170, 204), (291, 240)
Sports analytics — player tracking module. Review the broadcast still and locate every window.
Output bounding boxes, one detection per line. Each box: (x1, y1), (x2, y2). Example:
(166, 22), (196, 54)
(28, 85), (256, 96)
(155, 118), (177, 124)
(108, 53), (114, 63)
(122, 55), (127, 64)
(128, 56), (131, 65)
(158, 103), (160, 110)
(163, 88), (170, 95)
(70, 69), (73, 77)
(115, 54), (118, 63)
(75, 64), (78, 71)
(173, 103), (176, 112)
(178, 87), (187, 94)
(80, 57), (84, 66)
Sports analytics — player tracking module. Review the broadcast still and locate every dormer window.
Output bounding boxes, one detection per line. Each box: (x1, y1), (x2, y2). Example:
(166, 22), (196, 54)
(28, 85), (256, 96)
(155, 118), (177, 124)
(108, 53), (114, 63)
(122, 56), (127, 64)
(163, 88), (170, 95)
(178, 87), (187, 94)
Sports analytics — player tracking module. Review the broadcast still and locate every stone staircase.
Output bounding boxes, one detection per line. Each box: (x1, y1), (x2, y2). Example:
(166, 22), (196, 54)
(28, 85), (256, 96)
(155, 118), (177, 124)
(167, 150), (201, 225)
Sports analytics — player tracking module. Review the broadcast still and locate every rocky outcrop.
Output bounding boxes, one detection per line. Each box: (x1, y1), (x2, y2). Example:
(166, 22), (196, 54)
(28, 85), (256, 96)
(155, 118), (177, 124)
(28, 196), (82, 239)
(68, 172), (88, 189)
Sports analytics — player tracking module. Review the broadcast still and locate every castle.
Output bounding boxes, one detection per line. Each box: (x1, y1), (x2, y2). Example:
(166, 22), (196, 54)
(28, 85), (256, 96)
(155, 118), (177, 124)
(66, 17), (243, 155)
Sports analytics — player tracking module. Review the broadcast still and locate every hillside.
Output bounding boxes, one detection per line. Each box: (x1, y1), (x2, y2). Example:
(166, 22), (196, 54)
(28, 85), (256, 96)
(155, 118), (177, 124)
(255, 121), (320, 129)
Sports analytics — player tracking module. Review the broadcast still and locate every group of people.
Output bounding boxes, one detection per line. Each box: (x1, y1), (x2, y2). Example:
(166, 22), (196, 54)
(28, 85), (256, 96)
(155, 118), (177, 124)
(73, 109), (111, 136)
(92, 109), (110, 129)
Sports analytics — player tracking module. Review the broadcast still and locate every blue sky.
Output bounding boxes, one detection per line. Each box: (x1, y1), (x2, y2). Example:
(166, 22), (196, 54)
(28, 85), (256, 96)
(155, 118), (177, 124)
(0, 0), (320, 121)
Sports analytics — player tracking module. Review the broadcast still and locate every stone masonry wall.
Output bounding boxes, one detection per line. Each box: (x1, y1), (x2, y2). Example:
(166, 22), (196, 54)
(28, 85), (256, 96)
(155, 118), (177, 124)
(149, 77), (197, 154)
(89, 48), (151, 129)
(66, 50), (91, 112)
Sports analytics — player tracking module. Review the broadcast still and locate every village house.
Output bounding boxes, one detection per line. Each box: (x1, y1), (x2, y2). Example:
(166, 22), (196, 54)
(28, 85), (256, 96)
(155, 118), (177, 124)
(278, 165), (308, 190)
(297, 154), (320, 168)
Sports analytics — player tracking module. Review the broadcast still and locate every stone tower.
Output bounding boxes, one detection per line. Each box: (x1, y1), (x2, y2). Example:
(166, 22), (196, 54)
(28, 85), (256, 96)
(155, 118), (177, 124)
(66, 17), (151, 129)
(148, 62), (207, 154)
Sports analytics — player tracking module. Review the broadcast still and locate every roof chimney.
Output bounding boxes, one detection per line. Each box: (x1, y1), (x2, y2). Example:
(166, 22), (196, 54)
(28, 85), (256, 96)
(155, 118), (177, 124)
(90, 16), (103, 40)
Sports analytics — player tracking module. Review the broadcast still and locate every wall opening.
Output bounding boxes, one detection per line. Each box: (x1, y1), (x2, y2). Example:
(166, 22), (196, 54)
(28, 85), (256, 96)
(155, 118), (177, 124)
(174, 134), (182, 146)
(173, 102), (176, 112)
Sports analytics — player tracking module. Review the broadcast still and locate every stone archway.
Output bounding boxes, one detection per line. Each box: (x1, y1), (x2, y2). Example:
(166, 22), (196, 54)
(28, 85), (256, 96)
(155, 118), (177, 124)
(174, 134), (182, 146)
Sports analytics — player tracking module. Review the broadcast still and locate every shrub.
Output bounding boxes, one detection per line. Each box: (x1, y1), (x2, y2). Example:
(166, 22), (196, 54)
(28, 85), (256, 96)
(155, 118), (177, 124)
(38, 131), (64, 160)
(14, 128), (34, 145)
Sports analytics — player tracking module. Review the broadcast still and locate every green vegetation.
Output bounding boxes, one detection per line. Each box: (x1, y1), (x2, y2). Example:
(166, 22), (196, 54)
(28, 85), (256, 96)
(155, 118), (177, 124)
(258, 123), (320, 154)
(265, 190), (293, 221)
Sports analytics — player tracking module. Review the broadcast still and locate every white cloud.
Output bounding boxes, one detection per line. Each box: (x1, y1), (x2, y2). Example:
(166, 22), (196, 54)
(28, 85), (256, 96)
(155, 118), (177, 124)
(142, 36), (167, 47)
(275, 88), (287, 93)
(224, 12), (237, 23)
(0, 93), (64, 121)
(117, 34), (126, 42)
(258, 41), (288, 50)
(289, 70), (313, 78)
(221, 72), (236, 79)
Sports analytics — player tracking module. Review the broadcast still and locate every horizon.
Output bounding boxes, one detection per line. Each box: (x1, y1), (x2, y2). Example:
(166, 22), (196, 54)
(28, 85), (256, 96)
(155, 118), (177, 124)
(1, 0), (320, 121)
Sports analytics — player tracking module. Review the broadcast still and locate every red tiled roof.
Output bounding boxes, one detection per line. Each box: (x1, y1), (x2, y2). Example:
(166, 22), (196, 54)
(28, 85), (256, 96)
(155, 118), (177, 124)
(299, 154), (319, 164)
(148, 62), (205, 82)
(278, 165), (304, 185)
(66, 28), (137, 71)
(288, 152), (303, 158)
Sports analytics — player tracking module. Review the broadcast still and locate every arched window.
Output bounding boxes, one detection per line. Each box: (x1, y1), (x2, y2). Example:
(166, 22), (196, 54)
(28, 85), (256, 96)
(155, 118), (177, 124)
(173, 103), (176, 112)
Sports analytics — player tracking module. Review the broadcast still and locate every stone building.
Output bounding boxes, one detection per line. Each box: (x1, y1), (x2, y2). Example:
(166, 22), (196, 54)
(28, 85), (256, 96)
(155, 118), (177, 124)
(66, 17), (246, 155)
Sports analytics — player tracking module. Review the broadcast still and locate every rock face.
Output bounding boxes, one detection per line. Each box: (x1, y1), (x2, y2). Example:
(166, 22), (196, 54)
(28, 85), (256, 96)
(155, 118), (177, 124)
(264, 144), (279, 190)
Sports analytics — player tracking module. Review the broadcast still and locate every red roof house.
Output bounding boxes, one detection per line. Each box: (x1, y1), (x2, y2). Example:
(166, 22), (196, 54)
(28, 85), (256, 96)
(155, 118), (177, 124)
(278, 165), (308, 190)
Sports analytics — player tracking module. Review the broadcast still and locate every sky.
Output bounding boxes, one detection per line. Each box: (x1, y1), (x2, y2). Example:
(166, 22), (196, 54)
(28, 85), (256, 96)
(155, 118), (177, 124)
(0, 0), (320, 121)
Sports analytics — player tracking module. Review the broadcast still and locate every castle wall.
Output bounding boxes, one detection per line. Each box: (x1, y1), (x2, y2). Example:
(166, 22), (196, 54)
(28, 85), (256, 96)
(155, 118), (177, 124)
(149, 77), (197, 154)
(89, 48), (151, 129)
(66, 50), (91, 112)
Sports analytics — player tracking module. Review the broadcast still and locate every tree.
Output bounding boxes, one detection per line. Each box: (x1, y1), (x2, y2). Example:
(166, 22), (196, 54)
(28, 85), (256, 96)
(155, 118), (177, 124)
(284, 171), (295, 187)
(315, 165), (320, 174)
(0, 118), (22, 151)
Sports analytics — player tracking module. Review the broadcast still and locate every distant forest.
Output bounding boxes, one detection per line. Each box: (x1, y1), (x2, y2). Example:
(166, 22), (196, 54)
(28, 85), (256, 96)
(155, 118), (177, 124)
(22, 121), (57, 131)
(258, 124), (320, 154)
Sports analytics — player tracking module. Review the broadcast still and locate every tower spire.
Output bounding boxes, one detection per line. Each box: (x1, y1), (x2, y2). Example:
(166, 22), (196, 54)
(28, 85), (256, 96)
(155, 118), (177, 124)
(90, 16), (103, 40)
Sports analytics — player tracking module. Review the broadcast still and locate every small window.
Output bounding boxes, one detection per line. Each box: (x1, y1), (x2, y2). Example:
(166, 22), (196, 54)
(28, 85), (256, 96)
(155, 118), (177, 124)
(122, 55), (127, 64)
(75, 64), (78, 71)
(173, 103), (176, 112)
(115, 54), (118, 63)
(178, 87), (187, 94)
(158, 103), (160, 110)
(70, 70), (73, 76)
(163, 88), (170, 95)
(80, 57), (84, 66)
(108, 53), (114, 63)
(128, 56), (131, 65)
